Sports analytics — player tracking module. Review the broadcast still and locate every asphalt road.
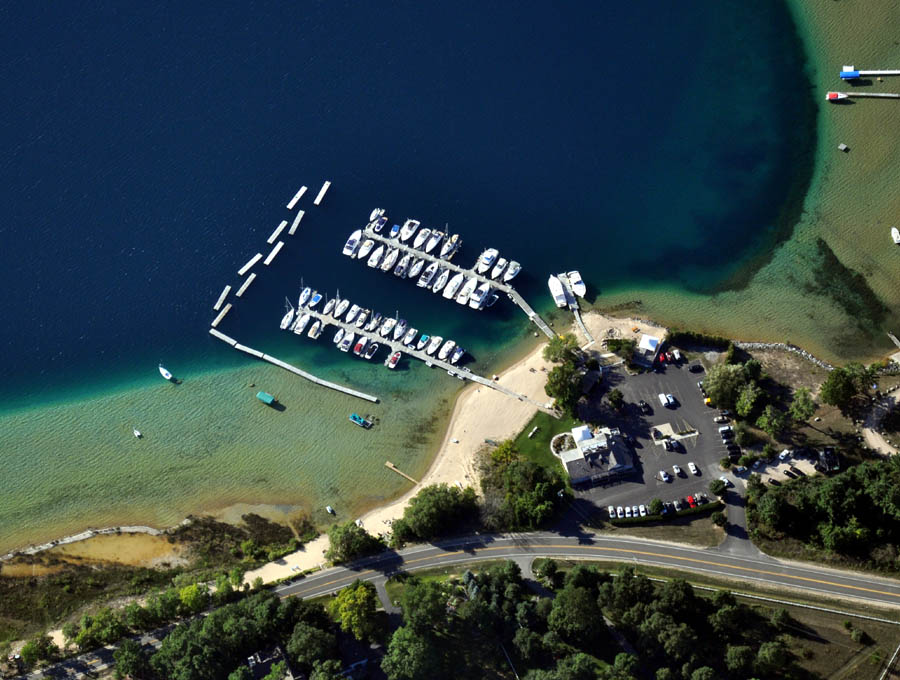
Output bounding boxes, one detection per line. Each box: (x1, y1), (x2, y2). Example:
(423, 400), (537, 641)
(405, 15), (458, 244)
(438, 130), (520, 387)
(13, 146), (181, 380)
(276, 531), (900, 609)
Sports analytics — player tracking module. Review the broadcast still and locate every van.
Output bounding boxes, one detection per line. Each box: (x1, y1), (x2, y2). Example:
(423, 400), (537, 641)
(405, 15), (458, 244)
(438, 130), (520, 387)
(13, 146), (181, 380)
(658, 393), (668, 407)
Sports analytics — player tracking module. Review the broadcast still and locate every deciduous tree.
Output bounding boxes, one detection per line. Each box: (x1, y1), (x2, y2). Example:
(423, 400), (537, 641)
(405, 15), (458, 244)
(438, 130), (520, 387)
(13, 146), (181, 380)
(789, 386), (816, 423)
(325, 522), (384, 564)
(544, 333), (579, 364)
(756, 405), (787, 439)
(703, 364), (747, 410)
(329, 580), (378, 641)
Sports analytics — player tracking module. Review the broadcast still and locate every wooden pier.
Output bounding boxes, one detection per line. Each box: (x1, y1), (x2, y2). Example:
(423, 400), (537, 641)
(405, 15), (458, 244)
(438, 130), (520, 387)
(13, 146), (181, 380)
(236, 272), (257, 297)
(211, 303), (232, 328)
(313, 181), (331, 206)
(358, 224), (555, 339)
(213, 285), (231, 311)
(207, 328), (379, 403)
(286, 186), (307, 210)
(385, 461), (418, 484)
(264, 241), (284, 266)
(238, 253), (262, 276)
(558, 273), (595, 347)
(831, 91), (900, 99)
(288, 210), (305, 235)
(267, 220), (288, 244)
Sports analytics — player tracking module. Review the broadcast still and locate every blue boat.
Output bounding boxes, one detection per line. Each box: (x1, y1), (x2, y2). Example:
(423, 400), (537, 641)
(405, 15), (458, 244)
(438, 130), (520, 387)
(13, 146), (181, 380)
(256, 391), (276, 405)
(388, 224), (401, 239)
(349, 413), (372, 428)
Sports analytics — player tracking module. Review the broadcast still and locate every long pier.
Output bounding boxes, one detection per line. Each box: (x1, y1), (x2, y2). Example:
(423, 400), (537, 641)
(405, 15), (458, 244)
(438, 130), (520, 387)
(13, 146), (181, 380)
(238, 253), (262, 276)
(829, 91), (900, 99)
(208, 328), (379, 403)
(840, 67), (900, 80)
(267, 220), (288, 244)
(213, 285), (231, 311)
(286, 186), (307, 210)
(358, 224), (555, 339)
(236, 272), (256, 297)
(288, 210), (305, 235)
(313, 181), (331, 206)
(211, 303), (232, 328)
(289, 306), (550, 409)
(264, 241), (284, 266)
(558, 273), (594, 347)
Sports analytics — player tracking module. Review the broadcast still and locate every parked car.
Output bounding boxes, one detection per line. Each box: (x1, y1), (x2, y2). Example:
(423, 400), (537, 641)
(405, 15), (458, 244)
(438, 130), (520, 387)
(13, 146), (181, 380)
(624, 506), (632, 518)
(688, 462), (699, 475)
(778, 449), (792, 461)
(719, 475), (733, 488)
(616, 506), (625, 518)
(714, 415), (729, 424)
(734, 465), (748, 474)
(696, 493), (709, 505)
(719, 410), (731, 417)
(639, 504), (647, 517)
(673, 498), (684, 511)
(666, 394), (677, 407)
(669, 439), (682, 452)
(638, 399), (651, 414)
(660, 470), (671, 482)
(663, 440), (673, 451)
(686, 495), (698, 509)
(631, 505), (639, 518)
(662, 502), (674, 515)
(672, 464), (682, 476)
(608, 505), (616, 519)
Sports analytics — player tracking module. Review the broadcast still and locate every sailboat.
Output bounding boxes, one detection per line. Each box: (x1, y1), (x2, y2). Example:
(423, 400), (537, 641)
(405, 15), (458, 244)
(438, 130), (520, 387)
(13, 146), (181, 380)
(279, 300), (295, 330)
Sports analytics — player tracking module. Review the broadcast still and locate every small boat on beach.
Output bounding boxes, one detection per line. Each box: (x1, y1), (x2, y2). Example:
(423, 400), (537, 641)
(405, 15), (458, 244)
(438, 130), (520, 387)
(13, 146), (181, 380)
(350, 413), (372, 428)
(380, 316), (397, 338)
(342, 229), (362, 257)
(443, 272), (465, 300)
(548, 275), (567, 308)
(456, 277), (477, 305)
(567, 270), (586, 298)
(431, 268), (450, 293)
(323, 297), (336, 316)
(367, 244), (385, 268)
(425, 230), (444, 254)
(385, 350), (402, 369)
(892, 227), (900, 245)
(418, 261), (439, 288)
(503, 260), (521, 282)
(402, 327), (418, 346)
(393, 318), (408, 341)
(159, 364), (174, 381)
(280, 303), (295, 330)
(345, 304), (361, 324)
(416, 334), (430, 351)
(413, 227), (431, 250)
(357, 239), (375, 260)
(133, 428), (142, 438)
(364, 311), (383, 332)
(491, 257), (508, 280)
(476, 248), (499, 274)
(425, 335), (443, 355)
(440, 234), (461, 259)
(399, 219), (420, 242)
(438, 339), (456, 361)
(334, 298), (350, 319)
(333, 328), (345, 345)
(380, 248), (399, 272)
(408, 257), (425, 279)
(363, 342), (380, 360)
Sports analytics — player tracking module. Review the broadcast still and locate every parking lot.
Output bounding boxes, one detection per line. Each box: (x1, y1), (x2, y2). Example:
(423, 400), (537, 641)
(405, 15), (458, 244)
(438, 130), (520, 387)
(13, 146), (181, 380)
(576, 359), (740, 515)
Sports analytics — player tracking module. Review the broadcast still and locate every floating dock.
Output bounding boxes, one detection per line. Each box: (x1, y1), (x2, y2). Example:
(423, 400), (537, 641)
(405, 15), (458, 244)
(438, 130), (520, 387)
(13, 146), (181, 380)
(286, 186), (307, 210)
(213, 285), (232, 311)
(264, 241), (284, 266)
(238, 253), (263, 276)
(288, 210), (305, 236)
(358, 224), (555, 339)
(211, 303), (232, 328)
(236, 272), (256, 297)
(313, 181), (331, 206)
(840, 65), (900, 80)
(267, 220), (288, 245)
(208, 328), (379, 403)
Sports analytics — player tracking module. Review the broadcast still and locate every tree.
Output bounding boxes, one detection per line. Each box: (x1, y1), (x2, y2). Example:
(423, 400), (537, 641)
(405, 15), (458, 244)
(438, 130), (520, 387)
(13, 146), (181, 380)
(544, 333), (579, 363)
(820, 363), (872, 412)
(400, 579), (447, 632)
(756, 405), (787, 439)
(545, 361), (581, 416)
(770, 607), (791, 631)
(228, 667), (253, 680)
(114, 639), (151, 679)
(179, 583), (210, 615)
(690, 668), (716, 680)
(548, 585), (603, 646)
(709, 479), (727, 497)
(74, 608), (126, 651)
(755, 640), (789, 674)
(262, 660), (288, 680)
(789, 386), (816, 423)
(310, 659), (344, 680)
(735, 381), (763, 418)
(711, 511), (727, 527)
(703, 364), (748, 410)
(608, 388), (625, 411)
(491, 440), (518, 465)
(122, 602), (154, 632)
(330, 580), (378, 641)
(725, 644), (755, 675)
(648, 498), (664, 516)
(381, 625), (442, 680)
(146, 588), (180, 624)
(535, 559), (562, 589)
(394, 483), (478, 542)
(325, 521), (384, 564)
(19, 634), (59, 667)
(286, 622), (337, 671)
(743, 358), (762, 381)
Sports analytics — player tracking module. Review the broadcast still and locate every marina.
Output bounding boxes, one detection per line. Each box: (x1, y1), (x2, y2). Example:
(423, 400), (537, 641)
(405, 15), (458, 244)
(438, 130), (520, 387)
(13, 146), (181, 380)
(267, 220), (288, 245)
(211, 303), (232, 328)
(288, 210), (305, 235)
(286, 185), (307, 210)
(235, 272), (257, 297)
(264, 240), (284, 266)
(213, 285), (231, 311)
(238, 253), (263, 276)
(313, 180), (331, 206)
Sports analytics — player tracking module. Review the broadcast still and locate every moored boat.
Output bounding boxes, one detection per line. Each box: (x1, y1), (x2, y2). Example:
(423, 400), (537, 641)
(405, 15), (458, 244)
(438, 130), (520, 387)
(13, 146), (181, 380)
(385, 350), (401, 369)
(416, 334), (430, 351)
(379, 316), (397, 338)
(307, 319), (322, 339)
(308, 291), (323, 308)
(256, 391), (277, 405)
(369, 208), (385, 223)
(431, 268), (450, 293)
(456, 277), (477, 305)
(476, 248), (499, 274)
(425, 335), (443, 355)
(399, 219), (420, 242)
(367, 244), (385, 268)
(380, 247), (399, 272)
(394, 253), (411, 278)
(333, 328), (345, 345)
(438, 339), (456, 361)
(417, 261), (439, 288)
(133, 428), (142, 438)
(364, 311), (383, 332)
(334, 298), (350, 319)
(425, 230), (444, 254)
(298, 286), (312, 307)
(345, 304), (361, 324)
(442, 272), (465, 299)
(374, 216), (388, 233)
(825, 91), (849, 102)
(342, 229), (362, 257)
(393, 318), (408, 341)
(353, 336), (369, 356)
(548, 275), (567, 308)
(388, 224), (401, 239)
(468, 282), (491, 310)
(402, 327), (418, 346)
(503, 260), (521, 282)
(363, 342), (380, 360)
(339, 332), (355, 352)
(322, 297), (336, 316)
(357, 239), (375, 260)
(567, 270), (586, 297)
(413, 227), (431, 250)
(280, 304), (295, 330)
(408, 257), (425, 279)
(350, 412), (372, 428)
(440, 233), (461, 259)
(293, 313), (311, 335)
(354, 308), (370, 328)
(491, 257), (508, 280)
(450, 346), (465, 364)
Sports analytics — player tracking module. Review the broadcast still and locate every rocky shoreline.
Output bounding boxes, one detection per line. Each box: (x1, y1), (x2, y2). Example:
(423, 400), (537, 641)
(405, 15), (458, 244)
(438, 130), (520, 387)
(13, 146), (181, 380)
(733, 341), (834, 371)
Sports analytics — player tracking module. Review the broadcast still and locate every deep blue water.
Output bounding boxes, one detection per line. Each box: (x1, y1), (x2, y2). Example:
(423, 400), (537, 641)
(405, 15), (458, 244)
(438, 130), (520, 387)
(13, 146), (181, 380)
(0, 1), (813, 408)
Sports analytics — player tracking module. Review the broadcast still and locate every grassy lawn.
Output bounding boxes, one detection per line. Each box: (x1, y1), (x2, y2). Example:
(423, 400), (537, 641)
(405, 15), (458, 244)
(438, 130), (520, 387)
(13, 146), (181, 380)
(597, 515), (725, 548)
(512, 411), (580, 472)
(383, 560), (511, 606)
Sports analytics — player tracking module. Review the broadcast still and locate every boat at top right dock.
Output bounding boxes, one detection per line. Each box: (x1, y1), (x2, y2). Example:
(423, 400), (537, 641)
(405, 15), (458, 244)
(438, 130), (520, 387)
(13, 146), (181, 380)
(548, 275), (567, 308)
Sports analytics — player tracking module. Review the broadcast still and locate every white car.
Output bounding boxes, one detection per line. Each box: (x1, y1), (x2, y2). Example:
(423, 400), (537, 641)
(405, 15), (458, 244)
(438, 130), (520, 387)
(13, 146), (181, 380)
(719, 475), (733, 488)
(631, 505), (639, 517)
(666, 394), (676, 407)
(625, 506), (633, 518)
(660, 470), (671, 482)
(688, 462), (699, 475)
(639, 504), (647, 517)
(616, 506), (625, 519)
(608, 505), (616, 519)
(779, 449), (792, 461)
(672, 464), (682, 476)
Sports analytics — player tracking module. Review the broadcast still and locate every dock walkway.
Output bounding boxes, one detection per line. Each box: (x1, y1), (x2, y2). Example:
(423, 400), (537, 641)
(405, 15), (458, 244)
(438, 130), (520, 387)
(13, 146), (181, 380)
(359, 225), (555, 339)
(558, 273), (594, 347)
(830, 91), (900, 99)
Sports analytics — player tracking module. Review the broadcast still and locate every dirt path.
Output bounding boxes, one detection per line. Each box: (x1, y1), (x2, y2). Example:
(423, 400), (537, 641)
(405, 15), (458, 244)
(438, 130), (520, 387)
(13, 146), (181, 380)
(863, 392), (899, 456)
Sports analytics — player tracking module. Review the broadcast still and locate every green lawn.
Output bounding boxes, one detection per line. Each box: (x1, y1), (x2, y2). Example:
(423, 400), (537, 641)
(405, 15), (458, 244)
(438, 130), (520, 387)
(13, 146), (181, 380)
(511, 411), (580, 472)
(383, 560), (511, 607)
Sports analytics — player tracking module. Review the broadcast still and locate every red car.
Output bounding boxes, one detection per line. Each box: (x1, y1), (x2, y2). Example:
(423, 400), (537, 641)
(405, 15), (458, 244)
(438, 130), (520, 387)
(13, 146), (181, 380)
(686, 495), (698, 509)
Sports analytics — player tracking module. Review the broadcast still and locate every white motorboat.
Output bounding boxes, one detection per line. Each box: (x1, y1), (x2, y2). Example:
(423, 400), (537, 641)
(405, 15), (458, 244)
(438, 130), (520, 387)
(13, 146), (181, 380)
(399, 219), (420, 242)
(548, 275), (567, 308)
(431, 268), (450, 293)
(345, 304), (361, 324)
(468, 282), (491, 310)
(438, 340), (456, 361)
(298, 286), (312, 307)
(380, 248), (399, 272)
(892, 227), (900, 244)
(416, 334), (430, 351)
(322, 297), (336, 316)
(333, 328), (345, 345)
(425, 335), (443, 356)
(491, 257), (508, 280)
(293, 313), (311, 335)
(369, 208), (385, 222)
(442, 272), (465, 299)
(342, 229), (362, 257)
(408, 258), (425, 279)
(280, 304), (295, 330)
(133, 428), (142, 438)
(357, 239), (375, 260)
(413, 227), (431, 250)
(308, 291), (322, 308)
(379, 316), (397, 338)
(307, 320), (322, 339)
(450, 346), (465, 365)
(825, 91), (849, 102)
(456, 277), (477, 305)
(402, 327), (418, 346)
(440, 234), (461, 259)
(476, 248), (499, 274)
(394, 253), (411, 278)
(339, 332), (355, 352)
(425, 230), (444, 254)
(334, 298), (350, 319)
(385, 350), (401, 369)
(352, 336), (369, 356)
(363, 342), (380, 360)
(417, 261), (439, 288)
(367, 244), (385, 268)
(354, 308), (370, 328)
(388, 223), (401, 239)
(503, 260), (521, 282)
(373, 216), (388, 233)
(567, 270), (586, 297)
(393, 318), (408, 341)
(364, 311), (383, 332)
(485, 291), (500, 308)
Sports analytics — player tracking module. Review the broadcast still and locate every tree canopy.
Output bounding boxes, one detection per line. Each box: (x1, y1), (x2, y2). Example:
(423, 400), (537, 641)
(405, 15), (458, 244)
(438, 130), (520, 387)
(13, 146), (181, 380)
(819, 363), (872, 412)
(703, 363), (748, 410)
(325, 521), (384, 564)
(545, 361), (581, 416)
(543, 333), (579, 364)
(329, 580), (379, 641)
(392, 483), (478, 544)
(789, 386), (816, 423)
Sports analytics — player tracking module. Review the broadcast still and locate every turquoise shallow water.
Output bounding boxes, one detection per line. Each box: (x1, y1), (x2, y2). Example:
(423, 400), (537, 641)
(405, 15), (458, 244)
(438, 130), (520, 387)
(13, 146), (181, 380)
(0, 0), (822, 551)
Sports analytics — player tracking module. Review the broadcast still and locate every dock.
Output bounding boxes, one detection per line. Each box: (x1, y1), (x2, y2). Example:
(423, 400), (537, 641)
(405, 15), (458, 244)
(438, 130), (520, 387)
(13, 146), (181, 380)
(213, 285), (231, 311)
(286, 305), (551, 409)
(208, 328), (379, 403)
(828, 91), (900, 99)
(840, 66), (900, 80)
(286, 186), (307, 210)
(264, 241), (284, 266)
(385, 461), (418, 484)
(288, 210), (305, 236)
(558, 273), (595, 347)
(236, 272), (256, 297)
(238, 253), (263, 276)
(211, 303), (232, 328)
(358, 224), (555, 339)
(313, 181), (331, 206)
(267, 220), (288, 244)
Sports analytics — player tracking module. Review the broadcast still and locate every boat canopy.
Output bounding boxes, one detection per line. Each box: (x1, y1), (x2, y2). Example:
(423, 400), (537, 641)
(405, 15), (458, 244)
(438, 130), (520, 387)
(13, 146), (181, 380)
(256, 391), (275, 405)
(839, 70), (860, 80)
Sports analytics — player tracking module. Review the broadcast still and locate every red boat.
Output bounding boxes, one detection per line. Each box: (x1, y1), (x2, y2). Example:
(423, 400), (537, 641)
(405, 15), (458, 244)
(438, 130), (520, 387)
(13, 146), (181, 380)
(385, 351), (401, 369)
(825, 91), (848, 102)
